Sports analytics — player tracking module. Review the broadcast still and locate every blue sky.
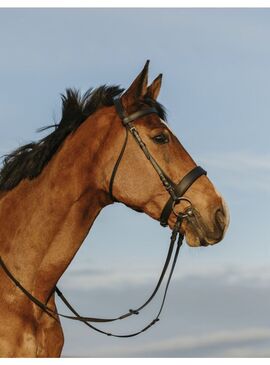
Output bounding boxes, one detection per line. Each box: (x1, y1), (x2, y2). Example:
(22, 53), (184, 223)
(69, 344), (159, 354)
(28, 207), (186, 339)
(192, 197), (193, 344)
(0, 8), (270, 357)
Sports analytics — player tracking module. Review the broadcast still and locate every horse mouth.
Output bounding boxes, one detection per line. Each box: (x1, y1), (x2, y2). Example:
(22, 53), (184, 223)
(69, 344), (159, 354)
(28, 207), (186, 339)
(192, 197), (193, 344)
(198, 239), (210, 247)
(184, 225), (222, 247)
(180, 208), (225, 248)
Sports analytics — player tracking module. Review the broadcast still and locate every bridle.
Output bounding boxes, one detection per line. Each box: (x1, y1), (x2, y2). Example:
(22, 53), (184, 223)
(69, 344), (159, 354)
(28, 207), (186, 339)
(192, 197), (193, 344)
(110, 97), (207, 227)
(0, 97), (207, 338)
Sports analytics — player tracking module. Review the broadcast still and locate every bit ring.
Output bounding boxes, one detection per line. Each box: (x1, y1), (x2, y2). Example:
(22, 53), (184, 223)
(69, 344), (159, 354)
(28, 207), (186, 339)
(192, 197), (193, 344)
(172, 197), (193, 218)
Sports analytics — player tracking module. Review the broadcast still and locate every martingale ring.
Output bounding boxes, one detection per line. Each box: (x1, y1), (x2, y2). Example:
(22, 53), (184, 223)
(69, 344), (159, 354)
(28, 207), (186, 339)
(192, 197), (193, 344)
(172, 197), (194, 218)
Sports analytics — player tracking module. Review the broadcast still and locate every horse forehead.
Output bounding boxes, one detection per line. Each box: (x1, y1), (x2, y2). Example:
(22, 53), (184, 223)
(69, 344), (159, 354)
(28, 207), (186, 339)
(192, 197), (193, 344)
(159, 118), (177, 137)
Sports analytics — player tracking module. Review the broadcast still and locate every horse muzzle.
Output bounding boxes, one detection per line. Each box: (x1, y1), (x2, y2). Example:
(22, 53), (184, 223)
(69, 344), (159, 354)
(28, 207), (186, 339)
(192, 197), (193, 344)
(177, 203), (229, 248)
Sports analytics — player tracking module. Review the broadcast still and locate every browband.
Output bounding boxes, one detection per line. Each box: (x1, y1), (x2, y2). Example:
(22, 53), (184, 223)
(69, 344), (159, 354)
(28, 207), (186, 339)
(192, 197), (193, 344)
(114, 98), (158, 125)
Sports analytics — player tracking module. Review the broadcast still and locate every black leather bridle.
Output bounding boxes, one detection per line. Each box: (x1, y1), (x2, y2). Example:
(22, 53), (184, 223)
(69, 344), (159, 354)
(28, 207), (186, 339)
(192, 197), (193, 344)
(0, 98), (207, 339)
(110, 97), (207, 227)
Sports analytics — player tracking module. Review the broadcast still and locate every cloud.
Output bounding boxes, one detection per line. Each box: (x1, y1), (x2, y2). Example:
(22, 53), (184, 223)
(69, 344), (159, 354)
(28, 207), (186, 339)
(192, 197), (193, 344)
(198, 151), (270, 193)
(60, 265), (162, 291)
(199, 151), (270, 172)
(60, 261), (270, 358)
(86, 327), (270, 357)
(59, 262), (270, 291)
(222, 345), (270, 358)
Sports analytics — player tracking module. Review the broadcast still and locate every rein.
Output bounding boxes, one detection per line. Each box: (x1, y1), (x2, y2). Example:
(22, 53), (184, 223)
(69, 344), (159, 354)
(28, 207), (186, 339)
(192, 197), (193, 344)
(0, 97), (207, 338)
(0, 217), (183, 337)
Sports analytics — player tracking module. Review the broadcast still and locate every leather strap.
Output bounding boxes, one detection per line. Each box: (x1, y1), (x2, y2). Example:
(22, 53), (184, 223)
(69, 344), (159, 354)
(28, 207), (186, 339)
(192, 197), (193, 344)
(55, 217), (184, 338)
(109, 99), (159, 202)
(113, 98), (207, 227)
(0, 216), (184, 338)
(114, 98), (158, 125)
(112, 98), (180, 203)
(0, 256), (58, 321)
(109, 128), (129, 201)
(160, 166), (207, 226)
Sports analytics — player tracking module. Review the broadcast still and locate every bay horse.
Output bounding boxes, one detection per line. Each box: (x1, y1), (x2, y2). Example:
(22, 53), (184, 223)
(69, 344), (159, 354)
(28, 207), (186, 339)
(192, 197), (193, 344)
(0, 61), (229, 357)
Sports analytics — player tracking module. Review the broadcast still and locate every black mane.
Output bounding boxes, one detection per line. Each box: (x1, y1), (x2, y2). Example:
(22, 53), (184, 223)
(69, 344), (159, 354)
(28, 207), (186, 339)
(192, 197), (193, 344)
(0, 85), (166, 191)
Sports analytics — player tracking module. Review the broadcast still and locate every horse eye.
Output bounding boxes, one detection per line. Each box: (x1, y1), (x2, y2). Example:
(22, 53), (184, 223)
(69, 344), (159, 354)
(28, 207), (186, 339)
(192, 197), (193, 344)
(152, 133), (169, 144)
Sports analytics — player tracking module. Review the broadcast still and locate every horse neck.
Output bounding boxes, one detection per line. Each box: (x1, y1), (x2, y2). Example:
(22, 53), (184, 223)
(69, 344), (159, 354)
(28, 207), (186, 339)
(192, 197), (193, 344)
(0, 108), (115, 301)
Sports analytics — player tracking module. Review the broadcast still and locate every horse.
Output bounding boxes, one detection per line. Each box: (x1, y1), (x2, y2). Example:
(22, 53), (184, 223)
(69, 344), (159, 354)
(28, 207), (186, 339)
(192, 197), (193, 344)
(0, 61), (229, 357)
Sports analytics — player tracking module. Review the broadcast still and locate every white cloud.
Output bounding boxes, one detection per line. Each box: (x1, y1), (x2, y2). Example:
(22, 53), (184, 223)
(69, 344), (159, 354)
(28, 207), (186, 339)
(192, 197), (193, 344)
(59, 262), (270, 291)
(222, 345), (270, 357)
(60, 260), (270, 358)
(199, 151), (270, 172)
(198, 151), (270, 193)
(87, 327), (270, 357)
(60, 266), (160, 291)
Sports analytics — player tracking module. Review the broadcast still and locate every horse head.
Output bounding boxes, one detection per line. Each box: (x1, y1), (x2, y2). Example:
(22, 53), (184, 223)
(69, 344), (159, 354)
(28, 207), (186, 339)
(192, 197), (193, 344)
(107, 61), (229, 247)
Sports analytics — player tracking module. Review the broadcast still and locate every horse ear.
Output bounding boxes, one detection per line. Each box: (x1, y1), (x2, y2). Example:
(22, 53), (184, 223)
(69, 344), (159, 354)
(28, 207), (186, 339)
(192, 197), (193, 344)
(146, 73), (162, 100)
(121, 60), (149, 107)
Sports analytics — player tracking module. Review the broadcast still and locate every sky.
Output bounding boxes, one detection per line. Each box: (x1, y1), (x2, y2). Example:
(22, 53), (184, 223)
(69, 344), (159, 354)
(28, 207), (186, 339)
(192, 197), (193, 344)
(0, 8), (270, 357)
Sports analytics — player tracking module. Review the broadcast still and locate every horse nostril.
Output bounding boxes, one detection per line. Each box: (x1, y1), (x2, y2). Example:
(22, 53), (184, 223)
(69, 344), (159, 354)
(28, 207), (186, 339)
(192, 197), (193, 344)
(215, 208), (226, 232)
